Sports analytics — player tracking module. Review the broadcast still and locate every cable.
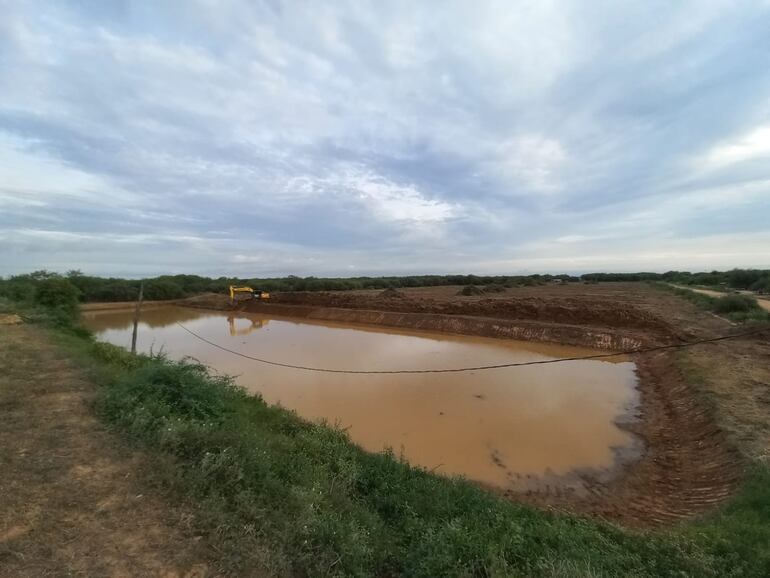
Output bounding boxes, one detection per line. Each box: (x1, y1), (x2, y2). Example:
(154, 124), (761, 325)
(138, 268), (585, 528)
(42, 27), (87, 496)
(175, 322), (767, 375)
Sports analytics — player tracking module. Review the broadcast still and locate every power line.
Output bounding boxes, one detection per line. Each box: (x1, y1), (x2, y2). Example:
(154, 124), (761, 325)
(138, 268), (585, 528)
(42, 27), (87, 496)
(175, 322), (767, 375)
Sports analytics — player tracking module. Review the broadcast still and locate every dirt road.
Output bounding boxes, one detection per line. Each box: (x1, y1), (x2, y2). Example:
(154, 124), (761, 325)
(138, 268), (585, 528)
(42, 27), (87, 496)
(0, 325), (214, 577)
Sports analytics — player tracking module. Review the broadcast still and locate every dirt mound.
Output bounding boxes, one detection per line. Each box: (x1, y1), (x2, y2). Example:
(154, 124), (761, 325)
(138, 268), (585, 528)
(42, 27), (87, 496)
(458, 285), (485, 296)
(378, 287), (407, 299)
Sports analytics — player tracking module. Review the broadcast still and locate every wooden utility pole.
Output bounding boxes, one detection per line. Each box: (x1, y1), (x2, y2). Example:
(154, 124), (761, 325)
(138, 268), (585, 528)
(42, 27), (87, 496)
(130, 282), (144, 355)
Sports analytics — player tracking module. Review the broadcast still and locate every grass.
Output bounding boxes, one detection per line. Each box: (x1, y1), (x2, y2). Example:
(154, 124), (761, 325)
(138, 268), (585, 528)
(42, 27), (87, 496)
(654, 283), (770, 324)
(6, 297), (770, 577)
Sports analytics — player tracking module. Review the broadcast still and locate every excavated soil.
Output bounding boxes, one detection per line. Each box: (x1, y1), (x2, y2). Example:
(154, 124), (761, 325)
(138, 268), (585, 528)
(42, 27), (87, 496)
(270, 290), (674, 334)
(179, 284), (765, 528)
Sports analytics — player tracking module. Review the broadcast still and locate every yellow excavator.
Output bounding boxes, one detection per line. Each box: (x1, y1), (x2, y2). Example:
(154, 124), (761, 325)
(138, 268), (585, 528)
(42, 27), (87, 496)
(229, 285), (270, 305)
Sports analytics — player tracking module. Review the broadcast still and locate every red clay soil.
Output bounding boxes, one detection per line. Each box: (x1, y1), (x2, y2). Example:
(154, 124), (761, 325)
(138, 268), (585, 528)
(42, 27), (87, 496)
(185, 285), (679, 350)
(269, 290), (674, 334)
(180, 284), (763, 528)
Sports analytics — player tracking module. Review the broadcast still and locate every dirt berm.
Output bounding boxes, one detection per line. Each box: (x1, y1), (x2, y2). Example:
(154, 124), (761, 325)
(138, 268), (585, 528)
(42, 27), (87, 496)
(184, 290), (678, 351)
(271, 291), (672, 332)
(258, 292), (680, 350)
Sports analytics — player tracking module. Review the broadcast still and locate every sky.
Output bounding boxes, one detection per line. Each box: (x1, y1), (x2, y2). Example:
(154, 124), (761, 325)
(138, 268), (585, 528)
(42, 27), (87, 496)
(1, 0), (770, 278)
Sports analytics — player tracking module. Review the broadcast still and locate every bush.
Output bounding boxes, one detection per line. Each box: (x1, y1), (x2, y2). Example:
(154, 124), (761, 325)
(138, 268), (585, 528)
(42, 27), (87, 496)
(750, 276), (770, 293)
(713, 294), (760, 314)
(91, 282), (139, 302)
(91, 341), (145, 371)
(727, 269), (766, 290)
(143, 279), (186, 300)
(458, 285), (484, 296)
(34, 277), (81, 323)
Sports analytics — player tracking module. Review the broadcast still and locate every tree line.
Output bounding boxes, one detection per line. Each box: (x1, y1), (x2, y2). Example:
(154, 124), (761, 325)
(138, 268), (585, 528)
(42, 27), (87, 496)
(1, 268), (768, 304)
(581, 269), (770, 291)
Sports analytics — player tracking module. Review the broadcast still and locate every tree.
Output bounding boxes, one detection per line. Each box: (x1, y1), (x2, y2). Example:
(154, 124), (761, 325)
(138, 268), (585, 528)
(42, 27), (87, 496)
(34, 277), (81, 321)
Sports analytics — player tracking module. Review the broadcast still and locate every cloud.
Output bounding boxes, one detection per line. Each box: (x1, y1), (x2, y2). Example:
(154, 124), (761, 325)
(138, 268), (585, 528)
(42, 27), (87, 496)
(494, 136), (568, 194)
(701, 124), (770, 169)
(320, 167), (456, 224)
(1, 0), (769, 276)
(0, 134), (136, 205)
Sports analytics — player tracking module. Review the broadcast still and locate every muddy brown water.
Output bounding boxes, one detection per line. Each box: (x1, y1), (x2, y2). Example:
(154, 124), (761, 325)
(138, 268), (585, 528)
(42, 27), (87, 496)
(83, 306), (641, 490)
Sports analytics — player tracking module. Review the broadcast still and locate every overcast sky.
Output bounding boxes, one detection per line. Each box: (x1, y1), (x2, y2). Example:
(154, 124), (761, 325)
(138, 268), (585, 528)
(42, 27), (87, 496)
(2, 1), (770, 278)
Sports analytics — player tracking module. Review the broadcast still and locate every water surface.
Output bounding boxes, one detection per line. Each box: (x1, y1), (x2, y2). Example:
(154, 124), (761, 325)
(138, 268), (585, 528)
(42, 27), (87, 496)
(83, 306), (640, 489)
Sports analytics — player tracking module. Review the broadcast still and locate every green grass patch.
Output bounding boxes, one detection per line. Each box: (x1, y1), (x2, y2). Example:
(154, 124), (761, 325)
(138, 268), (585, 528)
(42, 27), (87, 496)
(683, 465), (770, 574)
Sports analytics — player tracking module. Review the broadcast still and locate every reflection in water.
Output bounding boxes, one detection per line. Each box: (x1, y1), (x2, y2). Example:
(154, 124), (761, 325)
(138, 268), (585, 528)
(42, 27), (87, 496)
(82, 306), (220, 332)
(84, 306), (640, 489)
(228, 316), (269, 336)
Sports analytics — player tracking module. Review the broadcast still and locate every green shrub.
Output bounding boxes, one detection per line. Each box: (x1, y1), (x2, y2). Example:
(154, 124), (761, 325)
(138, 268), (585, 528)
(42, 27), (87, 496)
(33, 277), (81, 324)
(749, 276), (770, 293)
(143, 279), (186, 300)
(0, 277), (36, 303)
(91, 341), (146, 371)
(91, 282), (139, 302)
(713, 294), (761, 314)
